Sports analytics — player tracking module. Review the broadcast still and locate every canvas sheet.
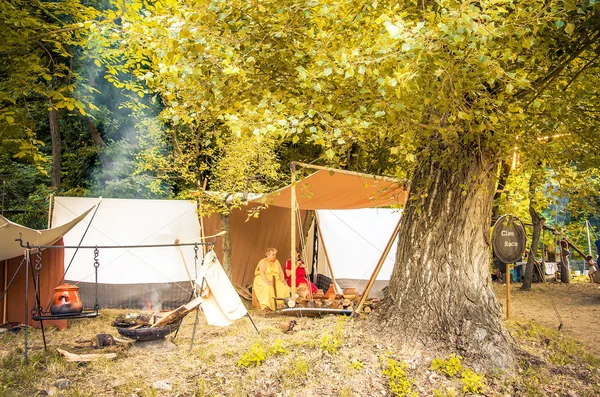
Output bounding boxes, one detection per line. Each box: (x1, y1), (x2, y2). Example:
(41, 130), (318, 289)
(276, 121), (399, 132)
(197, 250), (247, 327)
(316, 208), (401, 289)
(0, 209), (92, 261)
(52, 197), (202, 284)
(260, 169), (407, 210)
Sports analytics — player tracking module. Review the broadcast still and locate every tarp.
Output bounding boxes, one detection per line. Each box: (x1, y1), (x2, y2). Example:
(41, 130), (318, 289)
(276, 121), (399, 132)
(1, 240), (68, 329)
(309, 208), (402, 297)
(0, 208), (93, 261)
(53, 197), (202, 285)
(260, 169), (407, 210)
(202, 204), (309, 287)
(197, 250), (247, 326)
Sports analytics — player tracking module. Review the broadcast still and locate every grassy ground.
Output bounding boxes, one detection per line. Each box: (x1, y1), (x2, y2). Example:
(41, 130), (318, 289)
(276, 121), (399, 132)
(1, 303), (599, 396)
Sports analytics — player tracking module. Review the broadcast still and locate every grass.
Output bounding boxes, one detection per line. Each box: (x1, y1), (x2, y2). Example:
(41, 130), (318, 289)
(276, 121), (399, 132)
(0, 308), (599, 396)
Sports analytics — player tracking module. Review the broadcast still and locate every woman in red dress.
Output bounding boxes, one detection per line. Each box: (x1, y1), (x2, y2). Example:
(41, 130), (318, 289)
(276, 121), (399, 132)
(284, 248), (318, 293)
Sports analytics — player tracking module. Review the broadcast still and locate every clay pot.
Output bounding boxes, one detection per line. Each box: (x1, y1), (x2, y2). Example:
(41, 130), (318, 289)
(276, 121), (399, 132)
(50, 284), (83, 315)
(343, 288), (357, 296)
(324, 283), (336, 300)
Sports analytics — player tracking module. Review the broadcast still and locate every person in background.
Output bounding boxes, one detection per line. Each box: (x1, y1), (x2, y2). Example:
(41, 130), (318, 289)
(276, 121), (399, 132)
(253, 248), (290, 311)
(585, 255), (597, 283)
(285, 248), (318, 294)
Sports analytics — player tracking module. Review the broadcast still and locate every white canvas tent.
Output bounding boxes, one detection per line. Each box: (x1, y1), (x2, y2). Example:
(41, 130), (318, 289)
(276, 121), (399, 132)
(52, 197), (203, 310)
(306, 208), (402, 298)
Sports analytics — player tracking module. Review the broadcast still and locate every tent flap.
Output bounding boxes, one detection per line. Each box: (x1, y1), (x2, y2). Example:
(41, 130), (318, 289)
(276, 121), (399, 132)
(0, 207), (93, 261)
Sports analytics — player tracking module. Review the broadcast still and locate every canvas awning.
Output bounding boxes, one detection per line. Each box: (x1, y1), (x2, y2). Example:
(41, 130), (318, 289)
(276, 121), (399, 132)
(258, 168), (408, 210)
(0, 208), (93, 261)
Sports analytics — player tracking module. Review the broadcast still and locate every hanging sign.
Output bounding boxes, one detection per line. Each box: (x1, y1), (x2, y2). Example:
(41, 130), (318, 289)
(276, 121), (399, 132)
(492, 215), (527, 264)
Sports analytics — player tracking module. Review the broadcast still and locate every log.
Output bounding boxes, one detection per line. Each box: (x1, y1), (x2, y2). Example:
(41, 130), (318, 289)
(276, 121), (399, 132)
(151, 295), (203, 328)
(91, 334), (115, 348)
(57, 348), (117, 362)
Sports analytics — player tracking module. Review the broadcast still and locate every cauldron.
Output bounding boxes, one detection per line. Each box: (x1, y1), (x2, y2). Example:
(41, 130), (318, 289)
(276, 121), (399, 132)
(50, 284), (83, 315)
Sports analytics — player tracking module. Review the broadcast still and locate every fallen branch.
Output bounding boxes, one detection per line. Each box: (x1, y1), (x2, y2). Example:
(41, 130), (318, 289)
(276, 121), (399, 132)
(57, 348), (117, 362)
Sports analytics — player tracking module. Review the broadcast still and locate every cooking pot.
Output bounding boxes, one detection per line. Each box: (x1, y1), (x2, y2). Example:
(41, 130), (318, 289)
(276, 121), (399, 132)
(50, 284), (83, 315)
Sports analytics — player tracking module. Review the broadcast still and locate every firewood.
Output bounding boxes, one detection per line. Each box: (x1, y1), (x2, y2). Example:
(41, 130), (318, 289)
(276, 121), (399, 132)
(341, 299), (352, 308)
(151, 295), (203, 328)
(91, 334), (115, 348)
(57, 348), (117, 362)
(279, 320), (297, 333)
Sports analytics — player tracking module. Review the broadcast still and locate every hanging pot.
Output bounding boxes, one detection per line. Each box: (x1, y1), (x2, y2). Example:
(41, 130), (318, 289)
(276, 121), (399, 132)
(50, 284), (83, 315)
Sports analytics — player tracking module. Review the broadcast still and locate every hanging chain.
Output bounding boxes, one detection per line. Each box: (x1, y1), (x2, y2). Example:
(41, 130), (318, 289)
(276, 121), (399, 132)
(194, 243), (199, 261)
(33, 249), (43, 316)
(35, 249), (42, 271)
(93, 247), (100, 311)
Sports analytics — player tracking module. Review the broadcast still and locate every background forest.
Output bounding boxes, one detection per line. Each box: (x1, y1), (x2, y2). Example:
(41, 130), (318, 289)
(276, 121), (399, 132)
(0, 0), (600, 254)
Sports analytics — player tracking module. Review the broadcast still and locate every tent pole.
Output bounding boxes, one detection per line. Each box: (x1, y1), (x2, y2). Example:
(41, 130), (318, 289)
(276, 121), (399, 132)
(199, 179), (208, 257)
(355, 216), (402, 314)
(291, 162), (297, 298)
(314, 212), (338, 293)
(2, 259), (7, 324)
(586, 220), (592, 256)
(47, 194), (53, 229)
(293, 161), (401, 183)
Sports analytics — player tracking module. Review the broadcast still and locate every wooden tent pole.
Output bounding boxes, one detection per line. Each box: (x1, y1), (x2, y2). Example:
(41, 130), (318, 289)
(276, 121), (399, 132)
(314, 211), (338, 293)
(47, 194), (53, 229)
(506, 264), (511, 320)
(291, 163), (297, 298)
(199, 179), (208, 257)
(293, 161), (402, 183)
(2, 259), (7, 324)
(355, 216), (402, 314)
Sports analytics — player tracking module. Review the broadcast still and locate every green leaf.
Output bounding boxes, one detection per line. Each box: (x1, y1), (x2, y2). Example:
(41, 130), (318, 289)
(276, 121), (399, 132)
(565, 23), (575, 35)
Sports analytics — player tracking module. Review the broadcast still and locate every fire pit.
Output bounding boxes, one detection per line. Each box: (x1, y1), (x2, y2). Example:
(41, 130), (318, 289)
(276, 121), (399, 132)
(113, 313), (181, 341)
(116, 325), (173, 341)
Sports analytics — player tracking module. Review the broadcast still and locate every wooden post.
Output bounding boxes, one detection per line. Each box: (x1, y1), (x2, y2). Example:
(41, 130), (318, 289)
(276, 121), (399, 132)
(506, 263), (511, 320)
(47, 194), (54, 228)
(291, 162), (297, 298)
(314, 212), (338, 292)
(2, 259), (7, 324)
(355, 216), (402, 314)
(198, 179), (208, 257)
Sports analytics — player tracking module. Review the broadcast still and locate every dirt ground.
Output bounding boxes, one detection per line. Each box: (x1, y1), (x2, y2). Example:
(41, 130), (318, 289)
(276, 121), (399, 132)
(1, 281), (599, 396)
(493, 279), (600, 352)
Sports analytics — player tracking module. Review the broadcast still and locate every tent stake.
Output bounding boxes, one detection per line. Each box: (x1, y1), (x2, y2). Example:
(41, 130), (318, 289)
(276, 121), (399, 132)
(355, 215), (402, 315)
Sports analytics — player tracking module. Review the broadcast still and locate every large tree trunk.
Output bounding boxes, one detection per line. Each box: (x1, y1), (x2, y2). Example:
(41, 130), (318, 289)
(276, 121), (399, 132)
(85, 116), (106, 147)
(48, 99), (61, 190)
(220, 212), (232, 278)
(378, 151), (515, 369)
(522, 171), (545, 290)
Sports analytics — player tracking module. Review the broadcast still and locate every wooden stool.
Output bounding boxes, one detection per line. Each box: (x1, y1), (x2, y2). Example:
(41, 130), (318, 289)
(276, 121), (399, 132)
(251, 287), (261, 309)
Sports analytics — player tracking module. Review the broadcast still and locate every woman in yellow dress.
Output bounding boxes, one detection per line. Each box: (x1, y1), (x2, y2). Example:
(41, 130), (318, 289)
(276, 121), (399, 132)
(253, 248), (290, 310)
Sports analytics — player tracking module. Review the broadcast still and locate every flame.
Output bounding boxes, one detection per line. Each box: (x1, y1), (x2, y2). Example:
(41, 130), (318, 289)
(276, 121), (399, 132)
(146, 300), (152, 311)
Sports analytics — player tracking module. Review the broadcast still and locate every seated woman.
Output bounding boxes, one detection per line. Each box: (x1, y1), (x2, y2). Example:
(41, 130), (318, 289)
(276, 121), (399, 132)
(285, 248), (318, 294)
(253, 248), (291, 311)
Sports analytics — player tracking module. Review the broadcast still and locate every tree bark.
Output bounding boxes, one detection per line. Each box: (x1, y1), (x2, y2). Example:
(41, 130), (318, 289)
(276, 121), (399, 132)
(521, 171), (545, 290)
(48, 99), (61, 190)
(85, 116), (106, 147)
(220, 212), (232, 278)
(378, 149), (515, 369)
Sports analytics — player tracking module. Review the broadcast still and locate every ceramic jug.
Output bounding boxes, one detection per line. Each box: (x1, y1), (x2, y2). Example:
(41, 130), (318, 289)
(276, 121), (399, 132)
(50, 284), (83, 315)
